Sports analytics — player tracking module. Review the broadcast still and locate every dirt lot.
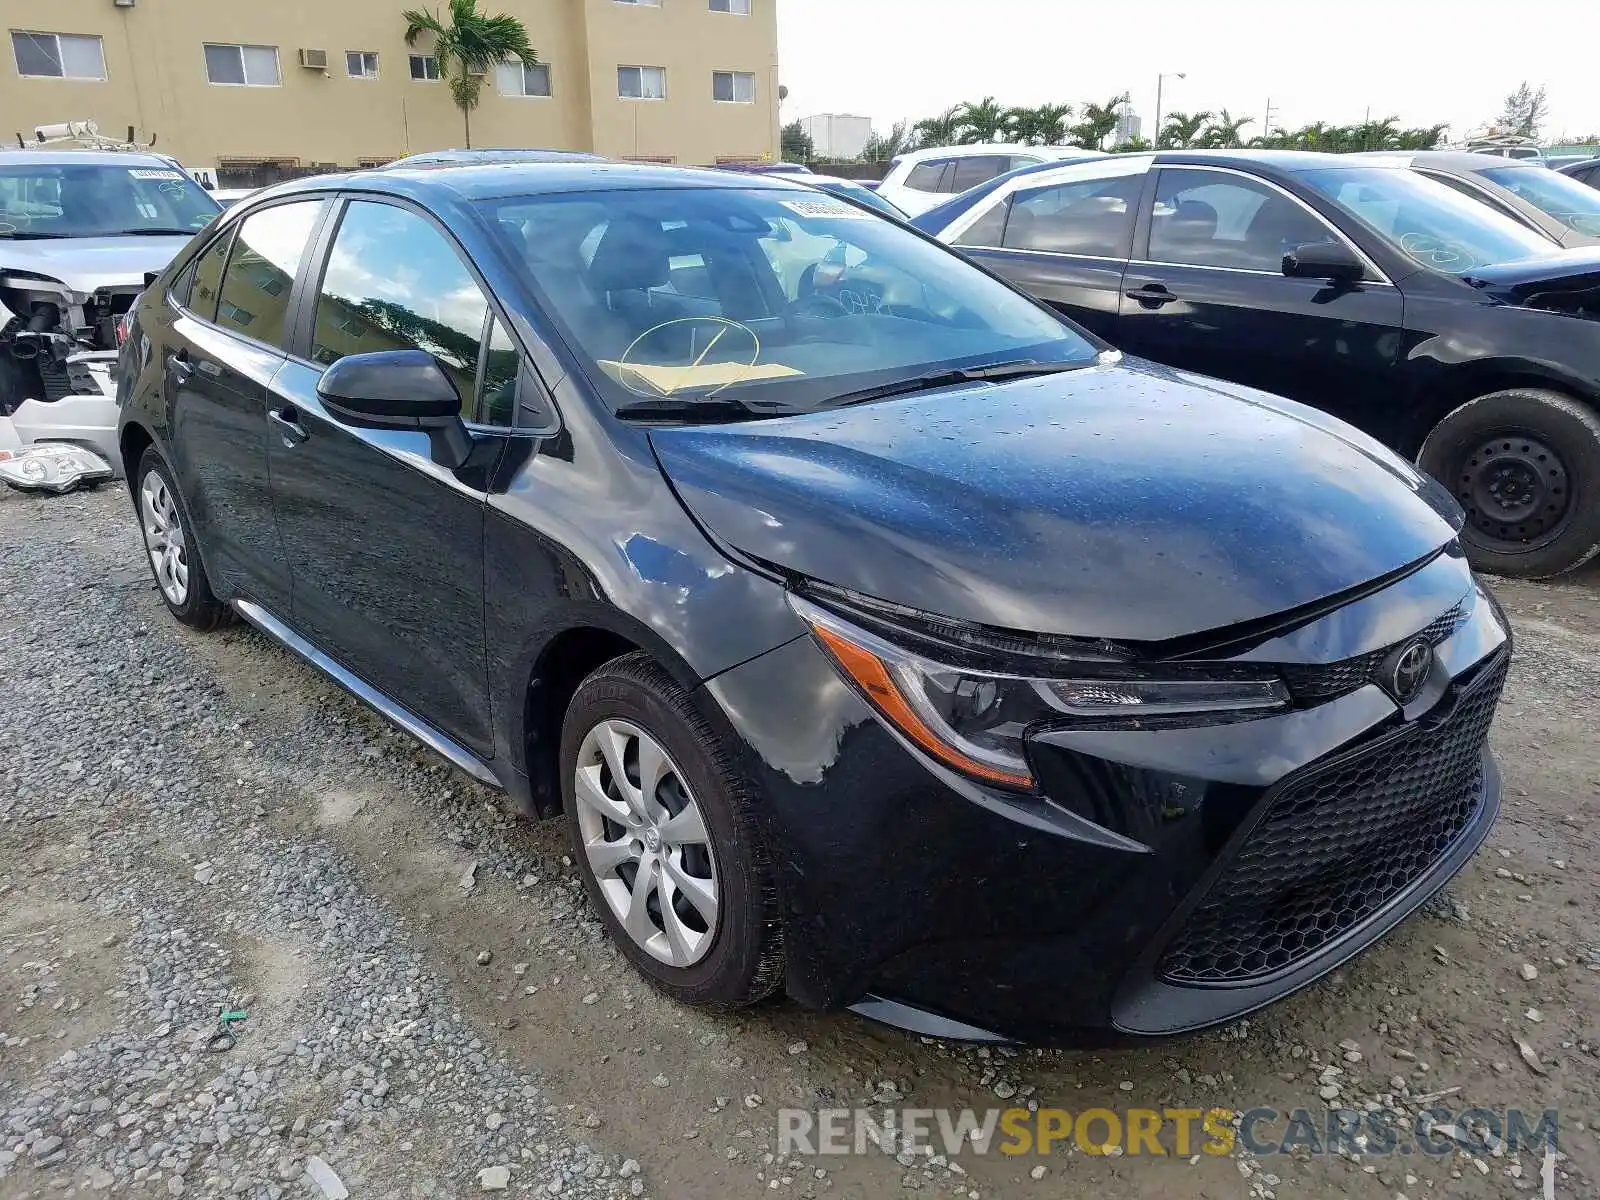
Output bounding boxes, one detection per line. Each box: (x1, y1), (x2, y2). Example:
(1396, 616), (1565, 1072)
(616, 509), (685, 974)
(1, 485), (1597, 1200)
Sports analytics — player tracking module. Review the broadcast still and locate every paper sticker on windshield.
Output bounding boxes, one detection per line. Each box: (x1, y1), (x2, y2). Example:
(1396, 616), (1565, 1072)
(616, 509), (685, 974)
(780, 198), (871, 219)
(129, 169), (185, 181)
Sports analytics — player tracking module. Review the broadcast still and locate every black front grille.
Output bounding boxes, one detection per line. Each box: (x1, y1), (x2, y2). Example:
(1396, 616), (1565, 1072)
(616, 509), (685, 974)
(1280, 596), (1470, 701)
(1160, 649), (1506, 986)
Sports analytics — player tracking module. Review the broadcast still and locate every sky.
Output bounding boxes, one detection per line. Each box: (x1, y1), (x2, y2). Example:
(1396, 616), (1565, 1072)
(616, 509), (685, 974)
(776, 0), (1600, 145)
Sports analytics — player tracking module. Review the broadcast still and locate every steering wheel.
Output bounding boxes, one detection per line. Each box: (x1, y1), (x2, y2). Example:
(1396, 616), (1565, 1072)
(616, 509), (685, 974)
(784, 292), (850, 320)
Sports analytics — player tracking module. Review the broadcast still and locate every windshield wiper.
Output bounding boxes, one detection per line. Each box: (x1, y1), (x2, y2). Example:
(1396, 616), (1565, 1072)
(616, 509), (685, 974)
(95, 227), (203, 237)
(0, 230), (62, 240)
(613, 395), (783, 422)
(822, 359), (1090, 410)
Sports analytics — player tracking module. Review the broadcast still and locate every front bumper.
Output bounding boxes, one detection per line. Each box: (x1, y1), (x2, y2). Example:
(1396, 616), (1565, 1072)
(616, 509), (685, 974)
(704, 549), (1509, 1044)
(6, 352), (121, 477)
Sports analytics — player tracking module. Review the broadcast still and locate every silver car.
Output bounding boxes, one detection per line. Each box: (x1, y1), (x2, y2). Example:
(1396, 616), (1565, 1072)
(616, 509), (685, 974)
(0, 149), (221, 471)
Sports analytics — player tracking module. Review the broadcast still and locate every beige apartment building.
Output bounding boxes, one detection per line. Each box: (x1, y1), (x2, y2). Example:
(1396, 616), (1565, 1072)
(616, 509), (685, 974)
(0, 0), (780, 178)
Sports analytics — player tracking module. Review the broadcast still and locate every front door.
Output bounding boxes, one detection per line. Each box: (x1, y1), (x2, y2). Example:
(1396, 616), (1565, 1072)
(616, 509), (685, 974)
(1116, 167), (1405, 420)
(166, 200), (325, 612)
(267, 197), (503, 755)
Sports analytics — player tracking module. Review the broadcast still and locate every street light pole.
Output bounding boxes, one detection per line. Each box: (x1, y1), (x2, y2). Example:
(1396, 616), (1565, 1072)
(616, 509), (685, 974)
(1154, 72), (1186, 149)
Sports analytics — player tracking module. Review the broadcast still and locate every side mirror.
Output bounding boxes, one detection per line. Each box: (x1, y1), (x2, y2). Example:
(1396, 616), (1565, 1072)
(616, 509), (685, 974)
(316, 349), (472, 468)
(1282, 241), (1366, 284)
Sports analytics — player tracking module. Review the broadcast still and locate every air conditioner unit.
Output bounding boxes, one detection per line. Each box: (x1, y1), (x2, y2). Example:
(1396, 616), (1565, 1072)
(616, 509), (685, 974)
(298, 48), (329, 70)
(112, 0), (138, 8)
(467, 65), (488, 77)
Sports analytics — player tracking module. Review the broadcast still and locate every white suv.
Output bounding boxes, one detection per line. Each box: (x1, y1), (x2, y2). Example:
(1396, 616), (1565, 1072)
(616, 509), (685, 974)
(877, 144), (1102, 217)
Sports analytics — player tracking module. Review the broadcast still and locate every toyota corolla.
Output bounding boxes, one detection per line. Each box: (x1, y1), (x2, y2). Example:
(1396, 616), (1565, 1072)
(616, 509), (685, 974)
(116, 162), (1509, 1043)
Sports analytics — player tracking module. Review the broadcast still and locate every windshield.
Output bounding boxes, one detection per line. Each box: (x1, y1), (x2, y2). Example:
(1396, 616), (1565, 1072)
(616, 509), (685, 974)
(480, 185), (1096, 415)
(811, 180), (906, 219)
(0, 162), (220, 238)
(1479, 166), (1600, 237)
(1299, 166), (1553, 273)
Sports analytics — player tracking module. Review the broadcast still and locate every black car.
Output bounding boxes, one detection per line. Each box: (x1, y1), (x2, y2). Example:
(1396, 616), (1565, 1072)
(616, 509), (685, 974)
(914, 150), (1600, 578)
(117, 162), (1509, 1044)
(1558, 157), (1600, 189)
(1351, 150), (1600, 247)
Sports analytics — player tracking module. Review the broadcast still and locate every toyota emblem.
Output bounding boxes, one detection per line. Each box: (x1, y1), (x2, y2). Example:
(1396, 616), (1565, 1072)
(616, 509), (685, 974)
(1385, 637), (1434, 703)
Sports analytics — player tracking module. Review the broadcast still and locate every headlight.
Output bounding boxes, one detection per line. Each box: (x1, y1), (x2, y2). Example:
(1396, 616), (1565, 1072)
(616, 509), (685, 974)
(789, 594), (1289, 790)
(0, 444), (114, 494)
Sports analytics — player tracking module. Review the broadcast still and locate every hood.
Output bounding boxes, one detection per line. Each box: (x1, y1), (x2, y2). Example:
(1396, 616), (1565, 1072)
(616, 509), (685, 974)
(1466, 247), (1600, 310)
(649, 360), (1462, 643)
(0, 235), (193, 295)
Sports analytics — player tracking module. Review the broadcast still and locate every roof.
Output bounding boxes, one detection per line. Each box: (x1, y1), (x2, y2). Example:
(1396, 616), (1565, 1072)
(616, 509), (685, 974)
(894, 143), (1099, 165)
(0, 148), (179, 168)
(384, 148), (606, 168)
(265, 160), (813, 204)
(1153, 149), (1407, 173)
(1347, 150), (1543, 173)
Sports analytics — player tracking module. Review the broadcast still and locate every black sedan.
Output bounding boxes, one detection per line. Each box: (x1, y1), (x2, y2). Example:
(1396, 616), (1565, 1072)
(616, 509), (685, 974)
(1559, 157), (1600, 189)
(117, 162), (1508, 1044)
(1352, 150), (1600, 247)
(914, 150), (1600, 578)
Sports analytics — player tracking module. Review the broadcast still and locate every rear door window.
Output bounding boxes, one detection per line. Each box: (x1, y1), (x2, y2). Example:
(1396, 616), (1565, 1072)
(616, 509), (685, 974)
(311, 199), (490, 417)
(1149, 169), (1335, 272)
(950, 156), (1011, 192)
(1003, 175), (1141, 258)
(904, 160), (948, 192)
(185, 230), (234, 322)
(212, 201), (322, 347)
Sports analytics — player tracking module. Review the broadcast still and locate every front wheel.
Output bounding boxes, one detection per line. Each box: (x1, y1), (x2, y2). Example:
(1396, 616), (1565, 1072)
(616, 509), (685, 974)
(1418, 388), (1600, 578)
(560, 652), (783, 1008)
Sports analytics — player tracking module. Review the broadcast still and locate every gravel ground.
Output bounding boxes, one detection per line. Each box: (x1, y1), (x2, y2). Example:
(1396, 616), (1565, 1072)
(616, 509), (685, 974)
(1, 485), (1597, 1200)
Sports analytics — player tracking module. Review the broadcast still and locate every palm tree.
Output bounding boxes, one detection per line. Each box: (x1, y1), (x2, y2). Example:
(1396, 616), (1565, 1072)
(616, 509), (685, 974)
(861, 120), (916, 162)
(1007, 103), (1073, 147)
(402, 0), (539, 148)
(954, 96), (1012, 144)
(1072, 93), (1130, 151)
(1354, 115), (1402, 151)
(1397, 123), (1449, 150)
(1159, 110), (1212, 149)
(912, 105), (964, 149)
(1201, 109), (1253, 149)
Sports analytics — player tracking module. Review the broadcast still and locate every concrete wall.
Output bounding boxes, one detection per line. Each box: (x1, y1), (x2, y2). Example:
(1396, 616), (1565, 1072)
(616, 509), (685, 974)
(0, 0), (780, 168)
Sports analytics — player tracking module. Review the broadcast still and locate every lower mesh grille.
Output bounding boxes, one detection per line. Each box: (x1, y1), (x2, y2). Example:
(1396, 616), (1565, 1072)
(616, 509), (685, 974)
(1159, 649), (1507, 986)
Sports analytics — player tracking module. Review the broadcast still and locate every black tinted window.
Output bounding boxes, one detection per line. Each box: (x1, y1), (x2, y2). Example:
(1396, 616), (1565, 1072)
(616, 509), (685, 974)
(1150, 169), (1333, 272)
(1003, 175), (1141, 258)
(312, 200), (489, 413)
(954, 198), (1010, 248)
(950, 156), (1011, 192)
(186, 231), (233, 321)
(479, 317), (520, 426)
(213, 202), (321, 346)
(905, 161), (947, 192)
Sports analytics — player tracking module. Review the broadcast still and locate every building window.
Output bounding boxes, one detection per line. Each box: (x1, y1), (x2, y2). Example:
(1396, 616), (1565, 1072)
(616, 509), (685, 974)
(710, 0), (752, 12)
(409, 54), (440, 81)
(204, 43), (281, 87)
(712, 71), (755, 103)
(11, 31), (106, 80)
(346, 51), (379, 79)
(618, 65), (665, 100)
(497, 61), (551, 97)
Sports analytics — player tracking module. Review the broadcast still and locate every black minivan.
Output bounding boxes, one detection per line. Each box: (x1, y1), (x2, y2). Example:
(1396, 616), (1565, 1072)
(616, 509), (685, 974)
(118, 162), (1509, 1044)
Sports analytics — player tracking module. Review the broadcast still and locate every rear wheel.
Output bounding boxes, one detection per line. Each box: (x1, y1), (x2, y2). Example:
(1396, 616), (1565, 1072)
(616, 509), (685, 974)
(1418, 388), (1600, 578)
(560, 652), (783, 1008)
(134, 447), (231, 630)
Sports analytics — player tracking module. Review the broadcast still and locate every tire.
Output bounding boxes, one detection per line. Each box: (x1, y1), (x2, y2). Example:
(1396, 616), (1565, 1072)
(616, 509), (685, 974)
(133, 446), (231, 631)
(560, 651), (783, 1008)
(1418, 388), (1600, 578)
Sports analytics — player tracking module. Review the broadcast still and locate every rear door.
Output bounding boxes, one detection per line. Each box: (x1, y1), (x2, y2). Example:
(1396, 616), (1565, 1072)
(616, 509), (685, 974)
(947, 162), (1148, 340)
(1117, 166), (1405, 415)
(164, 199), (326, 613)
(266, 195), (508, 755)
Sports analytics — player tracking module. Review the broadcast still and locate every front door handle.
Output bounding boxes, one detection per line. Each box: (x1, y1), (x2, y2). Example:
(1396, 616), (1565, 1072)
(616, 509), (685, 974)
(1125, 284), (1179, 307)
(268, 407), (309, 446)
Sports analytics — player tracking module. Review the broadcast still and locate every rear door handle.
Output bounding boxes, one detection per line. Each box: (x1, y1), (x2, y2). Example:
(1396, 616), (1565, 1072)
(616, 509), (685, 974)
(1125, 284), (1179, 307)
(268, 407), (309, 446)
